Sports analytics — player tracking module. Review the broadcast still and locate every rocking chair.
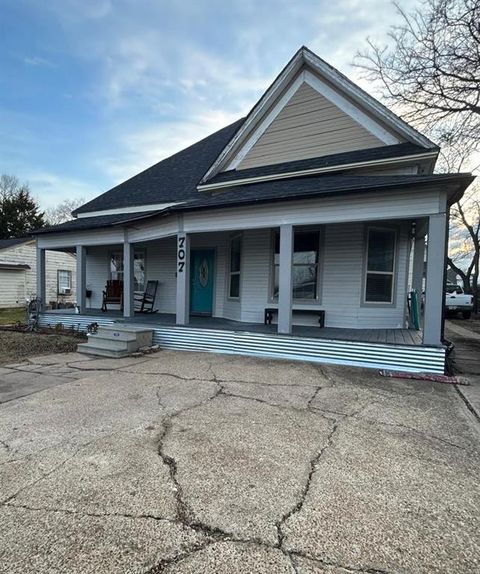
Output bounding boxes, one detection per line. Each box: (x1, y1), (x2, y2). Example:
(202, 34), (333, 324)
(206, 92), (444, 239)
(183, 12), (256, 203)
(101, 280), (123, 312)
(134, 280), (158, 313)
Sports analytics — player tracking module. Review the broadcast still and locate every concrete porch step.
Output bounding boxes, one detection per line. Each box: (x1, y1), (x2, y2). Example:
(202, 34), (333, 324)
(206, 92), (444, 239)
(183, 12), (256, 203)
(84, 336), (140, 352)
(77, 343), (132, 358)
(96, 324), (154, 344)
(77, 324), (154, 358)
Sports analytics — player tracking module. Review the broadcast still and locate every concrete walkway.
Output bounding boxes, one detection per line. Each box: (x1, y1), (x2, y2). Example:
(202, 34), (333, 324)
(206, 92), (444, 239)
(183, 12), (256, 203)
(445, 320), (480, 421)
(0, 350), (479, 573)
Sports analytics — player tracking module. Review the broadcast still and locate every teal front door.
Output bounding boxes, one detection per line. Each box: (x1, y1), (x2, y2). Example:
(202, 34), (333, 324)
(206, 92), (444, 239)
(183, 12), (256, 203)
(190, 250), (215, 315)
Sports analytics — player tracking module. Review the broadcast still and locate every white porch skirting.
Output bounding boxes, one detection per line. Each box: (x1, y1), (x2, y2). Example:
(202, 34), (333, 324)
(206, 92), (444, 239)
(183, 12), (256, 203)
(39, 312), (446, 374)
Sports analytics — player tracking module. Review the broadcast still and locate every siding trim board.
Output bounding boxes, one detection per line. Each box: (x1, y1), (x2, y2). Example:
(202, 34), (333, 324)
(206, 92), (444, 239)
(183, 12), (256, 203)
(38, 312), (446, 374)
(197, 152), (438, 192)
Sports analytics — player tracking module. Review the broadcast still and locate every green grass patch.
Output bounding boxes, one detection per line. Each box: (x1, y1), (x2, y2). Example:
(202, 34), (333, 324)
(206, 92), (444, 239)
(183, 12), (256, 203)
(0, 307), (26, 325)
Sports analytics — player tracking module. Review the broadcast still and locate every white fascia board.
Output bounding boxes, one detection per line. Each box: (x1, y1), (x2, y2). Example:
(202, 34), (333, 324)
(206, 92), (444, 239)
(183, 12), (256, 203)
(303, 70), (399, 145)
(226, 73), (306, 170)
(196, 151), (438, 192)
(199, 50), (304, 183)
(76, 202), (183, 218)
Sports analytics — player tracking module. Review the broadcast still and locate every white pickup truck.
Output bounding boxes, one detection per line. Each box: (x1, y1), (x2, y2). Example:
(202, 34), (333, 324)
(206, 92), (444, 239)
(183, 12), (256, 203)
(445, 283), (474, 319)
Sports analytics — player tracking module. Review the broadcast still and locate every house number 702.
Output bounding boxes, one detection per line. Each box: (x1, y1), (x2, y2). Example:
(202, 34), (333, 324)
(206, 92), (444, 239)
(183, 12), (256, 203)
(177, 236), (186, 272)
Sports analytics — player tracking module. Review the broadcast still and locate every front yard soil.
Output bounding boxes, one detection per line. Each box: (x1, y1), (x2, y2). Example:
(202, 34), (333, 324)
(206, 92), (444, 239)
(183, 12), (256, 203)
(0, 330), (86, 365)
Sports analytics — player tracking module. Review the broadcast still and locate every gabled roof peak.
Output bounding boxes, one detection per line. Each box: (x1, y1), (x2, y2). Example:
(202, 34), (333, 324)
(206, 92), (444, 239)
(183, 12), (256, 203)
(200, 46), (437, 184)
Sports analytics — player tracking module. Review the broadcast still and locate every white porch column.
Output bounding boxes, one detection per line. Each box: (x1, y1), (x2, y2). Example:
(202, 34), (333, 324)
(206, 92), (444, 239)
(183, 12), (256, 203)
(278, 224), (294, 334)
(36, 246), (46, 310)
(76, 245), (87, 313)
(412, 234), (425, 296)
(176, 232), (190, 325)
(123, 240), (135, 318)
(423, 212), (448, 346)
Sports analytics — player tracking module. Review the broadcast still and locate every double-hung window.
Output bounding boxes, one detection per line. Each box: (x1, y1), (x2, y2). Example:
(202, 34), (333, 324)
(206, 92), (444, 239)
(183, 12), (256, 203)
(228, 235), (242, 299)
(273, 230), (320, 300)
(57, 270), (72, 295)
(364, 228), (396, 303)
(109, 250), (146, 291)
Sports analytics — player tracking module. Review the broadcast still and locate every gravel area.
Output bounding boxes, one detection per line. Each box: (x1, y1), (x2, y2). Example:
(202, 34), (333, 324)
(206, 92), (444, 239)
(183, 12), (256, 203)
(0, 330), (85, 366)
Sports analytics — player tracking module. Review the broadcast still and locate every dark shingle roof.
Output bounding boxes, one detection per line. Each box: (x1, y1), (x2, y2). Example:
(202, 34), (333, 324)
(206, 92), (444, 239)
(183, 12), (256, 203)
(177, 172), (474, 211)
(35, 173), (474, 235)
(0, 237), (32, 250)
(205, 143), (433, 185)
(35, 211), (161, 234)
(73, 118), (437, 216)
(74, 119), (245, 215)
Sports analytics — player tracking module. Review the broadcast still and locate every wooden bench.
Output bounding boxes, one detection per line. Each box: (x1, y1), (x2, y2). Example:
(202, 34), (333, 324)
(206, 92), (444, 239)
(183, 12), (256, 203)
(264, 308), (325, 328)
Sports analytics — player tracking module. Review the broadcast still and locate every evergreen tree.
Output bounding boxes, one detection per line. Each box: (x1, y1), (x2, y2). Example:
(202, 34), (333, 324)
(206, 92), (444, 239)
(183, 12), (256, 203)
(0, 175), (45, 239)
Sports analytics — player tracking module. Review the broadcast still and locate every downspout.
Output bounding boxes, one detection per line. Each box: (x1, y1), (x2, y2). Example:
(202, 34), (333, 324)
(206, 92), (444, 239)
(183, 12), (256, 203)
(441, 206), (451, 345)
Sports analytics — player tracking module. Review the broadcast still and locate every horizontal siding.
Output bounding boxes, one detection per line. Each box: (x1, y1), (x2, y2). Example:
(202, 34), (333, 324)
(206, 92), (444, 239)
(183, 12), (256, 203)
(140, 237), (177, 314)
(85, 246), (111, 310)
(183, 189), (444, 234)
(322, 223), (363, 327)
(241, 228), (272, 323)
(0, 269), (27, 308)
(0, 242), (76, 307)
(239, 82), (384, 169)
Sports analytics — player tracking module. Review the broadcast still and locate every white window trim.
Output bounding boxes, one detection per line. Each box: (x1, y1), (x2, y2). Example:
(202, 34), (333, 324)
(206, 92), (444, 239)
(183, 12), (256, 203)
(57, 269), (72, 295)
(108, 248), (147, 291)
(227, 233), (242, 300)
(270, 228), (323, 304)
(363, 226), (397, 305)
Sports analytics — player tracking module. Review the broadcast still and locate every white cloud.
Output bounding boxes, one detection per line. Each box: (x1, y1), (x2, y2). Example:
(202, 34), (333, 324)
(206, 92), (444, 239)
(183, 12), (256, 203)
(25, 172), (98, 210)
(100, 109), (240, 184)
(23, 55), (55, 68)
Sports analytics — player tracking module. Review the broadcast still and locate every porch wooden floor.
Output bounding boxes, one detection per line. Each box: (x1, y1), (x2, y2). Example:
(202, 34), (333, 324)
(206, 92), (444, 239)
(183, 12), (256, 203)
(47, 309), (423, 346)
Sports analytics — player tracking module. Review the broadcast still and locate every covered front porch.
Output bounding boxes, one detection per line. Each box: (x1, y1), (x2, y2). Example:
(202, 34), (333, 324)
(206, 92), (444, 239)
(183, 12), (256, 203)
(35, 185), (450, 373)
(37, 220), (442, 340)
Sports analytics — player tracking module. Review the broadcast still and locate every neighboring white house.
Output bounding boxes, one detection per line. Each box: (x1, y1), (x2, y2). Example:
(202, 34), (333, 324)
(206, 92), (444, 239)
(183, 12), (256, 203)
(0, 238), (76, 308)
(33, 47), (474, 373)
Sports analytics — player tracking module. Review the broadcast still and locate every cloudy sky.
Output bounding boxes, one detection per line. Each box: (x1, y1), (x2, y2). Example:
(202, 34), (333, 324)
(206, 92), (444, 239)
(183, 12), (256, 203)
(1, 0), (421, 209)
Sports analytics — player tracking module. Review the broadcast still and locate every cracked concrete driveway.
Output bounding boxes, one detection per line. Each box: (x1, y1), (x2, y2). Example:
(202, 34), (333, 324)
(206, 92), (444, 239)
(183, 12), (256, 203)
(0, 351), (479, 574)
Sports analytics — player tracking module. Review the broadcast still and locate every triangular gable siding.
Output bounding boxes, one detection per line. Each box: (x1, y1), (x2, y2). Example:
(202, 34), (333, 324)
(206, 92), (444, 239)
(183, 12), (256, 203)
(238, 83), (385, 170)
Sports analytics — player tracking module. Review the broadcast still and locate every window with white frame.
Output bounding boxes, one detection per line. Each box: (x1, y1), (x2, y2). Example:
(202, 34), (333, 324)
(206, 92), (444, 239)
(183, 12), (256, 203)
(272, 230), (320, 300)
(57, 270), (72, 295)
(364, 228), (396, 303)
(228, 235), (242, 298)
(109, 250), (146, 291)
